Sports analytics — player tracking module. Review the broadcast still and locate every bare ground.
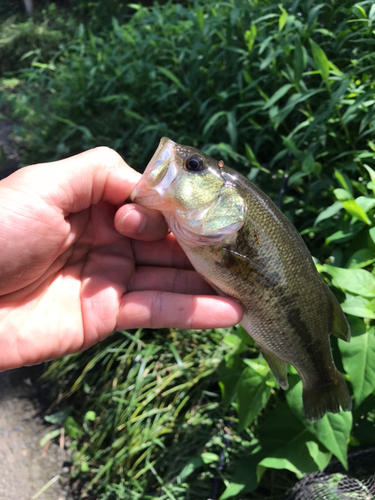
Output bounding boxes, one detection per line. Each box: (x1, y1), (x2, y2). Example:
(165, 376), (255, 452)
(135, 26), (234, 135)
(0, 367), (72, 500)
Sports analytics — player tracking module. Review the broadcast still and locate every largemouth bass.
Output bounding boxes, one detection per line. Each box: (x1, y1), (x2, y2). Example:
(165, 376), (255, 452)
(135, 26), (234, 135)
(130, 137), (352, 421)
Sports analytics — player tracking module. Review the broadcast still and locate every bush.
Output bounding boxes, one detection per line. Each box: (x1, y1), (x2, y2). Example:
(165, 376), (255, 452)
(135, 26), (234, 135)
(6, 0), (375, 498)
(0, 4), (77, 75)
(8, 1), (375, 229)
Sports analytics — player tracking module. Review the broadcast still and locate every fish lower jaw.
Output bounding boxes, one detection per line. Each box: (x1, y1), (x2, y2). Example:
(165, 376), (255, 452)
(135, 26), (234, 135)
(167, 218), (237, 249)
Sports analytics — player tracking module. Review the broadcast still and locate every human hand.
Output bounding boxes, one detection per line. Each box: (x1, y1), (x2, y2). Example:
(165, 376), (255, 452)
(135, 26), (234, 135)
(0, 147), (243, 371)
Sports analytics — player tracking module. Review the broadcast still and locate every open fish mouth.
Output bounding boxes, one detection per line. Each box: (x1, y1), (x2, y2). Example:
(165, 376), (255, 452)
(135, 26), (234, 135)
(130, 138), (179, 209)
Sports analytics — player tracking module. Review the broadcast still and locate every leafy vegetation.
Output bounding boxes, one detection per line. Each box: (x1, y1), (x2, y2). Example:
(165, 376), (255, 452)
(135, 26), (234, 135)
(3, 0), (375, 498)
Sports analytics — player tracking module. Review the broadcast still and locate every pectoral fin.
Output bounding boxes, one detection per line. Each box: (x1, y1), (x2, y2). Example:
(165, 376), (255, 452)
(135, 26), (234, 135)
(222, 247), (278, 288)
(260, 347), (289, 390)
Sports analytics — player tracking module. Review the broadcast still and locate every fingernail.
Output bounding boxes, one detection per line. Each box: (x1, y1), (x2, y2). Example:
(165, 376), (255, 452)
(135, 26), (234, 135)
(120, 210), (147, 235)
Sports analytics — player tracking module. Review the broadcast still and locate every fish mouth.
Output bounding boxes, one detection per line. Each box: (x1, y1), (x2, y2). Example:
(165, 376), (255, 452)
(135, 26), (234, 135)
(130, 137), (178, 208)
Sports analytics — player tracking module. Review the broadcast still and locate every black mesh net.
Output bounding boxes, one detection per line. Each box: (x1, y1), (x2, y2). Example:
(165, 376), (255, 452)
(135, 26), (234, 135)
(285, 448), (375, 500)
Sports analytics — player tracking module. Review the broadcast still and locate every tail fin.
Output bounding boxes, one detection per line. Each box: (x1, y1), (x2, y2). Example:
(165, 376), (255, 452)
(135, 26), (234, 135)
(302, 371), (352, 422)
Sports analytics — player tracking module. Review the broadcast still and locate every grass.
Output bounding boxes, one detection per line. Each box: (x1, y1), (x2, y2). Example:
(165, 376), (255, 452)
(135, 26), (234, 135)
(43, 327), (265, 499)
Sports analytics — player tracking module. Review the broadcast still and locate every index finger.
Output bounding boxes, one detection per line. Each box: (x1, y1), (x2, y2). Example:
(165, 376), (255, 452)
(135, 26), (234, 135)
(132, 233), (194, 269)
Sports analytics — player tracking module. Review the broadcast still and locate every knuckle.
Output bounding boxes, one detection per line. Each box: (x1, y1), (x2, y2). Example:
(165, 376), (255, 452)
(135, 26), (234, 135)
(92, 146), (124, 169)
(150, 291), (164, 328)
(173, 268), (188, 294)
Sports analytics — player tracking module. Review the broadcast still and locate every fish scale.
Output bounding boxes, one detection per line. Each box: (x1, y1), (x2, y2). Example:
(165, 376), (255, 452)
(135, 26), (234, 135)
(130, 137), (352, 421)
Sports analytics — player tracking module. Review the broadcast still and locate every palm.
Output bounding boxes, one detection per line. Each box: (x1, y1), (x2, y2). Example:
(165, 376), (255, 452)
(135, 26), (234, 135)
(0, 200), (121, 363)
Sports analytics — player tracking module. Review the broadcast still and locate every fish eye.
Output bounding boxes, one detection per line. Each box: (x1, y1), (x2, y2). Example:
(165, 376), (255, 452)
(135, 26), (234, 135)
(185, 155), (204, 172)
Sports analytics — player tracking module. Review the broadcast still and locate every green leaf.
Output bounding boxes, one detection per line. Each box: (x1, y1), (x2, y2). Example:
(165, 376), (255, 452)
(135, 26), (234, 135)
(178, 457), (204, 482)
(341, 294), (375, 319)
(244, 24), (257, 52)
(364, 165), (375, 194)
(237, 363), (272, 431)
(257, 400), (326, 477)
(334, 170), (353, 195)
(84, 411), (96, 421)
(39, 429), (61, 447)
(258, 34), (272, 55)
(81, 461), (90, 472)
(219, 454), (259, 499)
(203, 111), (227, 136)
(220, 481), (248, 500)
(178, 453), (219, 482)
(196, 9), (204, 33)
(260, 47), (285, 71)
(201, 452), (219, 464)
(64, 416), (83, 438)
(339, 327), (375, 407)
(218, 354), (244, 407)
(333, 188), (353, 201)
(0, 77), (20, 88)
(262, 83), (293, 110)
(44, 407), (72, 425)
(294, 36), (304, 84)
(288, 171), (307, 188)
(306, 441), (331, 470)
(326, 225), (363, 244)
(355, 196), (375, 213)
(235, 324), (255, 346)
(323, 265), (375, 297)
(278, 5), (288, 32)
(286, 381), (351, 469)
(123, 109), (145, 122)
(302, 153), (321, 175)
(259, 434), (330, 478)
(259, 456), (304, 477)
(314, 202), (343, 226)
(353, 4), (367, 19)
(347, 248), (375, 269)
(341, 200), (371, 225)
(369, 3), (375, 24)
(157, 66), (185, 91)
(309, 39), (330, 84)
(226, 111), (237, 148)
(308, 4), (325, 27)
(271, 89), (323, 129)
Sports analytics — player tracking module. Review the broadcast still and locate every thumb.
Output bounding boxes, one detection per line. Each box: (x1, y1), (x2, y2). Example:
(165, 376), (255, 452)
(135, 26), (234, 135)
(2, 147), (139, 215)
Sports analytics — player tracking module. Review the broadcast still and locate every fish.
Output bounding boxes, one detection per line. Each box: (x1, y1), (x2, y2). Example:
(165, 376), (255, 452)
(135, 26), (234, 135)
(130, 137), (352, 421)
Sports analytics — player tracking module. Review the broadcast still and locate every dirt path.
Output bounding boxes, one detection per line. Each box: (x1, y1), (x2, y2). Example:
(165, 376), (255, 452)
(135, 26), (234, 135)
(0, 368), (72, 500)
(0, 116), (73, 500)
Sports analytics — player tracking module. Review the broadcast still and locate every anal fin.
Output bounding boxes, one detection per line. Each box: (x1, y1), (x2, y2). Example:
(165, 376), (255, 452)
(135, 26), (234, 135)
(327, 288), (351, 342)
(260, 347), (289, 390)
